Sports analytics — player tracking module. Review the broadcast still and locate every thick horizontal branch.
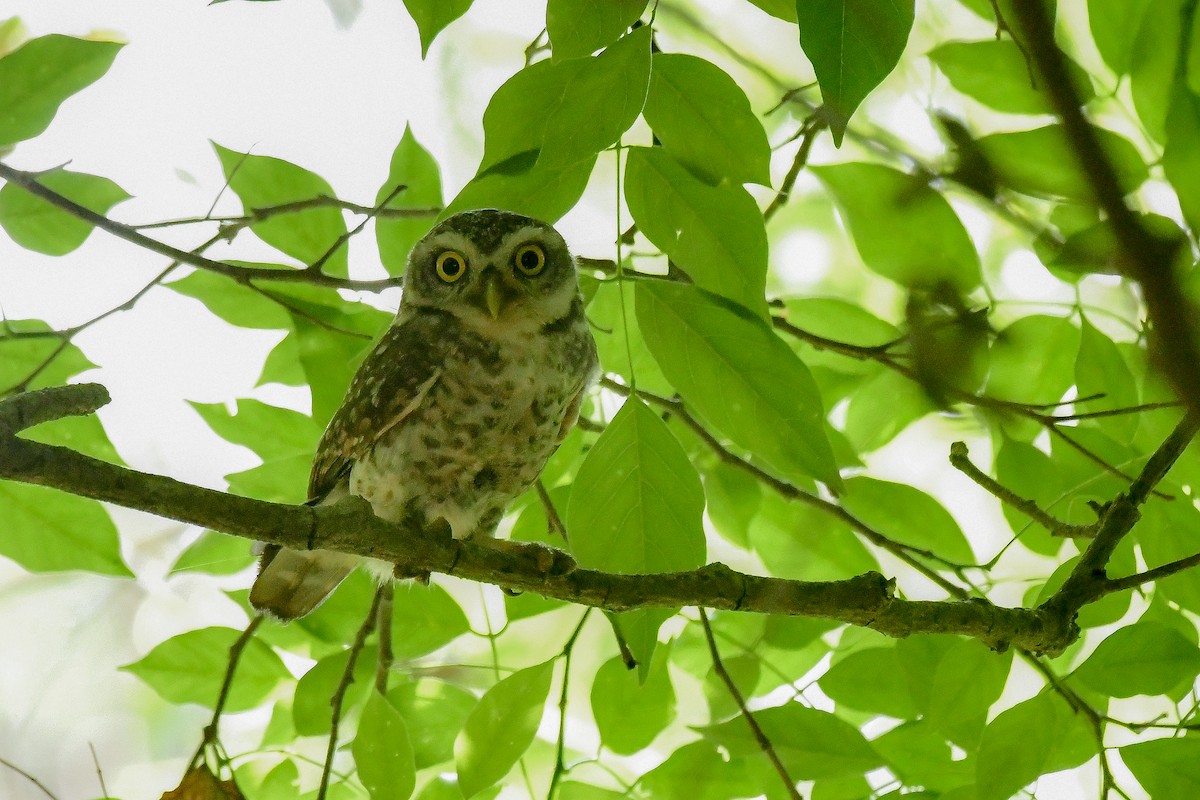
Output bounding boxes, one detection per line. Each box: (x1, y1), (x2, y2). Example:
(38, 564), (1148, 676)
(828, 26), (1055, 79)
(0, 384), (1077, 653)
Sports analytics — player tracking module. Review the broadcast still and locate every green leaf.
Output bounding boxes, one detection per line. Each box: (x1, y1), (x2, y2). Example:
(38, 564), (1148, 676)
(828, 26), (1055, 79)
(747, 0), (797, 20)
(1072, 621), (1200, 697)
(1090, 0), (1152, 75)
(643, 53), (771, 185)
(293, 645), (377, 734)
(636, 281), (841, 489)
(443, 153), (595, 223)
(703, 462), (763, 549)
(796, 0), (915, 144)
(995, 437), (1067, 556)
(387, 678), (477, 768)
(613, 607), (674, 683)
(170, 530), (255, 575)
(121, 626), (289, 711)
(1165, 88), (1200, 235)
(586, 278), (671, 395)
(700, 702), (883, 779)
(1122, 737), (1200, 799)
(924, 639), (1011, 748)
(872, 721), (972, 792)
(841, 477), (974, 564)
(987, 315), (1080, 409)
(1130, 0), (1184, 142)
(812, 162), (981, 291)
(842, 367), (936, 452)
(479, 27), (650, 172)
(975, 691), (1096, 800)
(624, 147), (768, 315)
(191, 399), (323, 503)
(353, 692), (416, 800)
(637, 741), (756, 800)
(213, 143), (349, 277)
(0, 168), (130, 255)
(402, 0), (473, 57)
(1075, 315), (1139, 441)
(0, 482), (131, 576)
(388, 582), (471, 659)
(376, 126), (442, 275)
(749, 493), (878, 581)
(0, 34), (123, 145)
(567, 398), (705, 574)
(546, 0), (647, 59)
(820, 646), (919, 719)
(167, 270), (293, 330)
(929, 39), (1093, 114)
(591, 649), (676, 754)
(454, 660), (554, 797)
(976, 126), (1148, 200)
(1139, 497), (1200, 615)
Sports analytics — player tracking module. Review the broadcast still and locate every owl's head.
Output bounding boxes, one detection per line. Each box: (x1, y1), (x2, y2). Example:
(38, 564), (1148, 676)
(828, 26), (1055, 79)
(402, 209), (580, 335)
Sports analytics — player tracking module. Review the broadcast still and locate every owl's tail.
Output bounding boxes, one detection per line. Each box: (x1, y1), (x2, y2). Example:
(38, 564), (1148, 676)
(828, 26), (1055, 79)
(249, 545), (359, 620)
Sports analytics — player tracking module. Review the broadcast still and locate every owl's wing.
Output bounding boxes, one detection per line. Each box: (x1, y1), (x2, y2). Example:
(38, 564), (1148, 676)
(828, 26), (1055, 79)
(307, 311), (447, 503)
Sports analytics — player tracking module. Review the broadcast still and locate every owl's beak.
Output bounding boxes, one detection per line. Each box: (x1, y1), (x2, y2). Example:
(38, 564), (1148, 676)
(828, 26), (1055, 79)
(485, 276), (504, 319)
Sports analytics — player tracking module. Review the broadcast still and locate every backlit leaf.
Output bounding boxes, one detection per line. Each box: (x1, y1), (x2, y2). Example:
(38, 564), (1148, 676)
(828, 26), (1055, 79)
(0, 34), (123, 145)
(479, 27), (650, 172)
(402, 0), (473, 57)
(976, 126), (1148, 200)
(975, 691), (1095, 800)
(546, 0), (646, 59)
(624, 146), (768, 316)
(213, 144), (349, 277)
(636, 281), (841, 488)
(455, 660), (554, 797)
(567, 398), (705, 574)
(591, 649), (676, 753)
(813, 162), (980, 291)
(1073, 621), (1200, 697)
(376, 125), (442, 275)
(1122, 737), (1200, 799)
(797, 0), (915, 144)
(0, 168), (130, 255)
(930, 39), (1094, 114)
(122, 626), (289, 711)
(353, 692), (416, 800)
(643, 53), (771, 185)
(841, 477), (974, 564)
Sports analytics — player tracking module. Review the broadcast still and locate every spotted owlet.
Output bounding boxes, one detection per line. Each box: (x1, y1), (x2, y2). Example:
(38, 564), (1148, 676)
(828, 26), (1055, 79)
(249, 209), (599, 619)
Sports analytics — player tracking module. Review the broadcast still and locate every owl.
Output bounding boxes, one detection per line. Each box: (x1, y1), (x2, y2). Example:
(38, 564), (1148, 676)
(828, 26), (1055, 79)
(250, 209), (599, 619)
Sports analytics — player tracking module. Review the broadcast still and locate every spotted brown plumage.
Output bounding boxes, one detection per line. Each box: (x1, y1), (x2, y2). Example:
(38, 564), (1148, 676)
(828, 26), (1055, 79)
(250, 209), (599, 619)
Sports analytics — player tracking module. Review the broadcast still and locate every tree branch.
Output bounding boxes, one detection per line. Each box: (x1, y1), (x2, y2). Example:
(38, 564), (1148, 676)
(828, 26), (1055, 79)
(699, 609), (801, 800)
(0, 383), (1092, 654)
(1009, 0), (1200, 417)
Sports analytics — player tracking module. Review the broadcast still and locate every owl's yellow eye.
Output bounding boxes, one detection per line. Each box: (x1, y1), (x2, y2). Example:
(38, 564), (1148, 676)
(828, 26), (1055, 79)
(514, 244), (545, 276)
(435, 251), (467, 283)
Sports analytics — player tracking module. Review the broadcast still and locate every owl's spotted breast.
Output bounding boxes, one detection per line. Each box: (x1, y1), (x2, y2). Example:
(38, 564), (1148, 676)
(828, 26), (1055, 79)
(350, 297), (596, 539)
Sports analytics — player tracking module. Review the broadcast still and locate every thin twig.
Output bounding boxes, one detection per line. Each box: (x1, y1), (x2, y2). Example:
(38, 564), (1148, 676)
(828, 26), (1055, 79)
(0, 757), (59, 800)
(949, 442), (1096, 538)
(317, 589), (384, 800)
(547, 609), (592, 800)
(536, 479), (567, 539)
(87, 743), (108, 799)
(190, 615), (264, 770)
(1105, 551), (1200, 593)
(375, 583), (395, 694)
(0, 161), (403, 292)
(699, 609), (801, 800)
(763, 119), (824, 222)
